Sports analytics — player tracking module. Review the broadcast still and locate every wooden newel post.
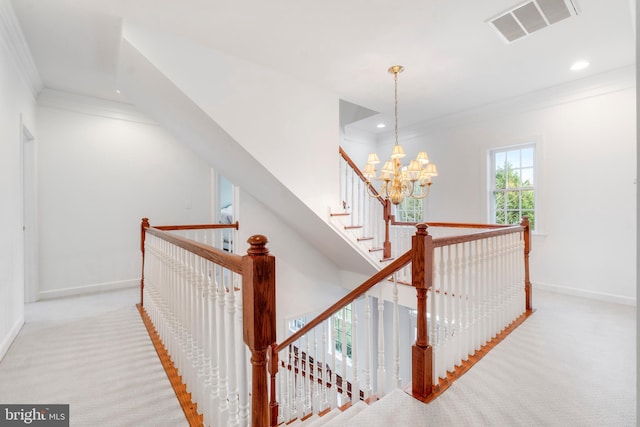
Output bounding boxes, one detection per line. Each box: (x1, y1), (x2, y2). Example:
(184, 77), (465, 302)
(140, 217), (150, 307)
(411, 223), (433, 399)
(267, 344), (279, 426)
(521, 217), (532, 311)
(383, 199), (392, 259)
(242, 235), (276, 427)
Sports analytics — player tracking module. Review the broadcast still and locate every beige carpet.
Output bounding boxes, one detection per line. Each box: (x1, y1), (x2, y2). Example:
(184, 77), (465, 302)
(0, 287), (187, 427)
(0, 287), (636, 426)
(329, 289), (637, 426)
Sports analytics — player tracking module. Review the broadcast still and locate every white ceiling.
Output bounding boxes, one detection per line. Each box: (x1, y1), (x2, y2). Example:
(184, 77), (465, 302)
(10, 0), (636, 132)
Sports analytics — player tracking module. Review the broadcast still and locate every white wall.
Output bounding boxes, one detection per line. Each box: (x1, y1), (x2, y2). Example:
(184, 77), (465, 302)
(122, 24), (341, 218)
(372, 67), (636, 304)
(237, 189), (349, 340)
(36, 90), (213, 298)
(0, 0), (39, 360)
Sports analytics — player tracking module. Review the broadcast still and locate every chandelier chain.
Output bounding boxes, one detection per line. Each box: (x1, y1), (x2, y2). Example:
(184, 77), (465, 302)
(394, 70), (399, 147)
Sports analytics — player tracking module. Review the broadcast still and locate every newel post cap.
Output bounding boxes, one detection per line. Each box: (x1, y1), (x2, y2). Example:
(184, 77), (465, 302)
(247, 235), (269, 255)
(416, 222), (429, 235)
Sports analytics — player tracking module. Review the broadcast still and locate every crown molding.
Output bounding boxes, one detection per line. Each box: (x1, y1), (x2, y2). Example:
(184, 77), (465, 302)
(38, 88), (158, 125)
(0, 0), (43, 98)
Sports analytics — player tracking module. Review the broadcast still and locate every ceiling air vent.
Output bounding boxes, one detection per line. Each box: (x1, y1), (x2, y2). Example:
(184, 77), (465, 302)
(489, 0), (578, 43)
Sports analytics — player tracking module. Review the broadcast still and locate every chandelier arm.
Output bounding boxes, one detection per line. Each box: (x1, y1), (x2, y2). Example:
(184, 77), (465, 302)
(364, 180), (382, 199)
(411, 182), (432, 200)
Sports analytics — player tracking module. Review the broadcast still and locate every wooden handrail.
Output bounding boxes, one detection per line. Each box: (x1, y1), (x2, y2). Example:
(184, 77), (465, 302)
(274, 250), (413, 353)
(139, 218), (239, 306)
(154, 221), (239, 231)
(432, 224), (524, 247)
(145, 226), (244, 274)
(339, 146), (385, 205)
(392, 220), (514, 229)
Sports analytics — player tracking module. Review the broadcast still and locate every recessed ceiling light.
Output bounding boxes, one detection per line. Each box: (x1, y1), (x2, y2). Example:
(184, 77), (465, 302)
(116, 89), (121, 94)
(570, 61), (590, 71)
(376, 123), (386, 128)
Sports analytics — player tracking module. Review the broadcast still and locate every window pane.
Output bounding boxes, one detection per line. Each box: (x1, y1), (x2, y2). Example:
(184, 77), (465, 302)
(522, 210), (534, 222)
(521, 167), (534, 186)
(495, 209), (506, 224)
(522, 190), (534, 210)
(494, 191), (505, 209)
(495, 152), (506, 171)
(507, 210), (520, 224)
(521, 147), (534, 167)
(507, 190), (520, 209)
(507, 150), (520, 169)
(495, 167), (506, 189)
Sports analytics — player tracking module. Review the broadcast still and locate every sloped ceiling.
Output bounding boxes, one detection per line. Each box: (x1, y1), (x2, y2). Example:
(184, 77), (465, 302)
(10, 0), (636, 133)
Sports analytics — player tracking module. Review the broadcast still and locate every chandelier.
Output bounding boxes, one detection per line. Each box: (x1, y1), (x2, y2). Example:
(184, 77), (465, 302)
(362, 65), (438, 206)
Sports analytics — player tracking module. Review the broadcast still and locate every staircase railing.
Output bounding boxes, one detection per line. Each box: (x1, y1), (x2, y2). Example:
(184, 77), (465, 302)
(339, 147), (392, 259)
(267, 250), (414, 425)
(139, 218), (253, 427)
(139, 215), (531, 426)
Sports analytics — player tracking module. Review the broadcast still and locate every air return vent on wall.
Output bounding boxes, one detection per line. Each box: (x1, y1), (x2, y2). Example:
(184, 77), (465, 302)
(489, 0), (578, 43)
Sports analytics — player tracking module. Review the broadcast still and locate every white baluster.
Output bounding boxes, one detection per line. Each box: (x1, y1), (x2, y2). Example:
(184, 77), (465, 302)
(376, 288), (386, 397)
(431, 247), (441, 383)
(307, 333), (315, 415)
(216, 264), (229, 426)
(392, 276), (400, 388)
(340, 307), (348, 405)
(330, 317), (338, 408)
(321, 319), (329, 411)
(235, 277), (249, 427)
(283, 346), (292, 422)
(295, 338), (304, 420)
(350, 301), (360, 403)
(363, 295), (372, 399)
(226, 273), (239, 427)
(312, 327), (321, 414)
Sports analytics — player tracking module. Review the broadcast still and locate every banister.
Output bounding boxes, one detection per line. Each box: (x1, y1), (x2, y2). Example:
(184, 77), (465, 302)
(340, 146), (392, 259)
(432, 224), (524, 247)
(154, 221), (239, 231)
(392, 220), (514, 229)
(145, 226), (244, 274)
(274, 250), (413, 353)
(339, 146), (385, 205)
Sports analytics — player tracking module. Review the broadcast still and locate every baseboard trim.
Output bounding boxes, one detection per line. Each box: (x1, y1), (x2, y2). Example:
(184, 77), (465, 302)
(533, 281), (636, 306)
(38, 279), (138, 300)
(0, 316), (24, 362)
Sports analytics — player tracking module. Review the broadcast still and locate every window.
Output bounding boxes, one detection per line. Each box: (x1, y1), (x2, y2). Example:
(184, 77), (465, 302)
(333, 305), (352, 359)
(490, 144), (536, 229)
(394, 183), (424, 222)
(287, 307), (353, 360)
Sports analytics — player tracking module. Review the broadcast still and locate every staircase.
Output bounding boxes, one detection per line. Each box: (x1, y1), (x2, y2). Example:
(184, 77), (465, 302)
(284, 388), (423, 426)
(329, 211), (388, 266)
